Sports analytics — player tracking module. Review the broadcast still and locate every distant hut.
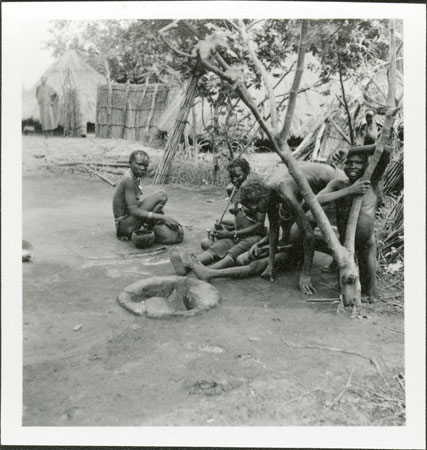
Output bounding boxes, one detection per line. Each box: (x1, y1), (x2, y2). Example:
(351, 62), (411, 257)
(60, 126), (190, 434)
(22, 50), (106, 136)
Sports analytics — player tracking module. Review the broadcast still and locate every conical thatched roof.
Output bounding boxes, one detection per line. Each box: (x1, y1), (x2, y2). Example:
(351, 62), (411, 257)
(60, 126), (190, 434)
(22, 50), (106, 123)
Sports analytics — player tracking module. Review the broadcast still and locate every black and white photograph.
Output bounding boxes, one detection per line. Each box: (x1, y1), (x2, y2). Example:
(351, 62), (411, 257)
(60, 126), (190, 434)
(1, 1), (425, 448)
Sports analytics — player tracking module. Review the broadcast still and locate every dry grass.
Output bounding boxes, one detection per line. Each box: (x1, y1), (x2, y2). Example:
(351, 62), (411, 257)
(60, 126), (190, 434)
(166, 153), (230, 187)
(377, 193), (404, 270)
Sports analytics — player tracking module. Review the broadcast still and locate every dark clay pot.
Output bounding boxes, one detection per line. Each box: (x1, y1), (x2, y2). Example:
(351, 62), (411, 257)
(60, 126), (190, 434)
(131, 229), (156, 249)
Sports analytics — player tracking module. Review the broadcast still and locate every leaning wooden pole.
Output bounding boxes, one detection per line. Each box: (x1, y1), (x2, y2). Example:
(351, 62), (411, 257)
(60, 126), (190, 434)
(207, 19), (361, 304)
(234, 21), (347, 262)
(344, 20), (397, 255)
(153, 72), (199, 184)
(182, 18), (361, 304)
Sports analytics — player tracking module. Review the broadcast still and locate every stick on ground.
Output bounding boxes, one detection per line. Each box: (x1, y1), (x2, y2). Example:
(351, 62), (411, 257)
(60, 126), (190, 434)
(282, 340), (383, 376)
(86, 167), (116, 187)
(324, 368), (355, 412)
(305, 298), (340, 303)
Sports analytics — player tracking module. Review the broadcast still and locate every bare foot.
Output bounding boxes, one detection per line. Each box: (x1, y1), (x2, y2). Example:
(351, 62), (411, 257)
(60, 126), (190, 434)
(169, 247), (187, 276)
(188, 254), (214, 281)
(181, 252), (194, 268)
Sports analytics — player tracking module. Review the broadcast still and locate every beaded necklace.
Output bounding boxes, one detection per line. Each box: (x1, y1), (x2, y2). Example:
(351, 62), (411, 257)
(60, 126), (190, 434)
(129, 169), (144, 196)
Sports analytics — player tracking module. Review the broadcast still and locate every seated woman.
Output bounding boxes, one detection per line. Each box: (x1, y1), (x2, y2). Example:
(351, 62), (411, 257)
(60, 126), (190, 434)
(170, 177), (268, 275)
(113, 150), (179, 240)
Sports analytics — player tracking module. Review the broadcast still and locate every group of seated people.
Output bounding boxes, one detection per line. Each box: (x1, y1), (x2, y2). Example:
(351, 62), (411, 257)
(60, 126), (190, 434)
(113, 141), (391, 304)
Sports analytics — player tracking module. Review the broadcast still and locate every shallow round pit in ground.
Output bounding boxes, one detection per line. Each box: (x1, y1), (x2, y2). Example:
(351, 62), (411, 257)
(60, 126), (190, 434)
(117, 275), (220, 319)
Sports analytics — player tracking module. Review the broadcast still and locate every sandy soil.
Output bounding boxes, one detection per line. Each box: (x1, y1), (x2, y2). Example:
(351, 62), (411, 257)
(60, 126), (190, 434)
(22, 136), (405, 426)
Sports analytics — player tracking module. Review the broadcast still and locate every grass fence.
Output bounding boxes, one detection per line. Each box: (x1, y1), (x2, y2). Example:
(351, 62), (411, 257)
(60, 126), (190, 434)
(96, 82), (176, 143)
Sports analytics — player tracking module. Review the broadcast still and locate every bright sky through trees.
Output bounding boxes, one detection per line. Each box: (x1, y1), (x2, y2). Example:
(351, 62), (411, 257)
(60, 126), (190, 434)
(21, 21), (55, 88)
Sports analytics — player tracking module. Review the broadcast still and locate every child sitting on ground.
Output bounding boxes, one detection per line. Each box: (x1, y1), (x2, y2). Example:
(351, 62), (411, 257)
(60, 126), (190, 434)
(170, 177), (269, 275)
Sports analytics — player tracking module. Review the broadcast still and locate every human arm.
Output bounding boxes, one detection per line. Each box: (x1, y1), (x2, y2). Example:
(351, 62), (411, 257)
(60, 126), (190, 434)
(248, 234), (269, 258)
(215, 219), (234, 230)
(331, 144), (382, 165)
(124, 179), (179, 229)
(226, 183), (234, 197)
(316, 179), (371, 205)
(211, 211), (266, 240)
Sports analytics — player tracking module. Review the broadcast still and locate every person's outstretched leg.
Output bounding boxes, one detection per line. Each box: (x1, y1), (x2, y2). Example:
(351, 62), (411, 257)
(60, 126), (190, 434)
(208, 254), (235, 269)
(169, 247), (188, 276)
(170, 248), (216, 275)
(188, 254), (268, 281)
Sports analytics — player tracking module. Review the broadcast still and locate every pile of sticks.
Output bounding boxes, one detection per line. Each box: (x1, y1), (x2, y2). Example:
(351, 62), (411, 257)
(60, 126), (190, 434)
(44, 161), (127, 187)
(153, 73), (199, 184)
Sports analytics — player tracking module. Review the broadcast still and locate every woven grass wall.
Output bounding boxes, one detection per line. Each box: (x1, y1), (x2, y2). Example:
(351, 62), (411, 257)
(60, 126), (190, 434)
(96, 82), (173, 143)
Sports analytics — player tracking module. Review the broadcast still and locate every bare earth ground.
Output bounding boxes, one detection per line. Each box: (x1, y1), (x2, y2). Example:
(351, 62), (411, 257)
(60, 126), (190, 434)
(22, 136), (405, 426)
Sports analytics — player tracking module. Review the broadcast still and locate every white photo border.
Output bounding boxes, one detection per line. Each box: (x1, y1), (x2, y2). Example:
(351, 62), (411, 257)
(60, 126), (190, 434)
(2, 1), (425, 448)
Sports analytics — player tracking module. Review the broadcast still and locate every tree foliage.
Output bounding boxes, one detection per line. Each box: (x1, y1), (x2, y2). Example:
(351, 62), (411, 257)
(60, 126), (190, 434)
(44, 18), (397, 150)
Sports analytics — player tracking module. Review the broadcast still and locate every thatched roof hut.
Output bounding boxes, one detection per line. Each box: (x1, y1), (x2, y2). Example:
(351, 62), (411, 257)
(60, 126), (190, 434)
(22, 50), (106, 133)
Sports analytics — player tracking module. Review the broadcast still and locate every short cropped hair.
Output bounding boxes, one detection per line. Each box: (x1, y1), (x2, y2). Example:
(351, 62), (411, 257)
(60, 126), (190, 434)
(346, 152), (369, 165)
(129, 150), (149, 164)
(239, 178), (269, 205)
(227, 157), (250, 176)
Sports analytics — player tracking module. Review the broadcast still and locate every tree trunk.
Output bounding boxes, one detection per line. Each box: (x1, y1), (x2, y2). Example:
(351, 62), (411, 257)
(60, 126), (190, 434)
(337, 49), (355, 144)
(239, 19), (278, 134)
(344, 20), (397, 254)
(188, 19), (360, 303)
(226, 20), (361, 305)
(277, 20), (308, 147)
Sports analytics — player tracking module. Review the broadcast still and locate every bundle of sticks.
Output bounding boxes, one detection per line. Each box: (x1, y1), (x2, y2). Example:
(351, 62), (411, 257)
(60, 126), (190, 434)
(154, 74), (199, 184)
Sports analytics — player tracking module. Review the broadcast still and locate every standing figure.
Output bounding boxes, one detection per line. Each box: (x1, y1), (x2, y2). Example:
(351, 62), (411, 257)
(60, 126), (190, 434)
(313, 145), (392, 303)
(113, 150), (180, 240)
(358, 109), (381, 145)
(36, 76), (59, 138)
